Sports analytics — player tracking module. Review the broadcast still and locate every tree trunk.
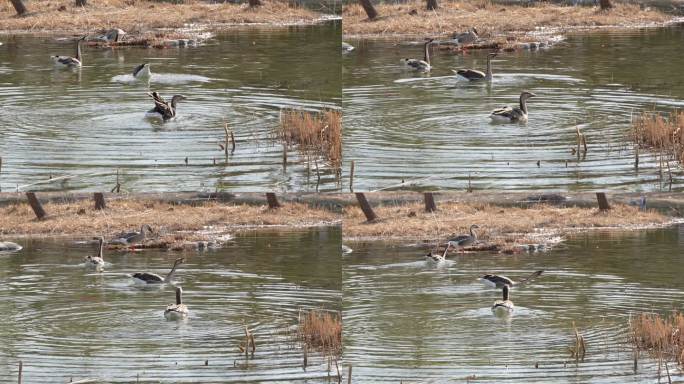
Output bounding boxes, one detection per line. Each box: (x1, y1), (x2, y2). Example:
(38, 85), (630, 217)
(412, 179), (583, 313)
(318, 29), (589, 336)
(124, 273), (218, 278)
(599, 0), (612, 10)
(248, 0), (261, 7)
(358, 0), (378, 20)
(426, 0), (438, 11)
(9, 0), (28, 15)
(75, 0), (87, 6)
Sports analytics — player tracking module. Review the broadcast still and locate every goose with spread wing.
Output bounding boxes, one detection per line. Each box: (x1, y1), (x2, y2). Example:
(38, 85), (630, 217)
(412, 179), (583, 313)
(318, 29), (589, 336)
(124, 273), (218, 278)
(132, 257), (185, 284)
(145, 91), (187, 121)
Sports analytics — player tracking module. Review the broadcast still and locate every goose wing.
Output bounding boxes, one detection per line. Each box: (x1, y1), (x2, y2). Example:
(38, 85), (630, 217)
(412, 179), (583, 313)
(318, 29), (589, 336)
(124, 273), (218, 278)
(148, 92), (174, 120)
(132, 63), (146, 76)
(448, 234), (471, 245)
(490, 106), (521, 120)
(132, 272), (164, 283)
(403, 58), (429, 71)
(57, 56), (81, 67)
(481, 274), (514, 287)
(453, 69), (485, 81)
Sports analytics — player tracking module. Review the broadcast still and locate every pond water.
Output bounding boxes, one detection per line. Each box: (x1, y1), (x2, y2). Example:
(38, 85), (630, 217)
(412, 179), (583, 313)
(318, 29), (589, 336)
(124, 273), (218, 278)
(342, 224), (684, 383)
(0, 22), (341, 193)
(343, 25), (684, 192)
(0, 228), (341, 383)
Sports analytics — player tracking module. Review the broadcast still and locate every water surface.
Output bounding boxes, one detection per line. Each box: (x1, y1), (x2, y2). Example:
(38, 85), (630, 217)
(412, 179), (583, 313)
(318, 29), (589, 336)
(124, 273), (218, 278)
(0, 228), (341, 383)
(342, 225), (684, 382)
(343, 26), (684, 191)
(0, 22), (341, 192)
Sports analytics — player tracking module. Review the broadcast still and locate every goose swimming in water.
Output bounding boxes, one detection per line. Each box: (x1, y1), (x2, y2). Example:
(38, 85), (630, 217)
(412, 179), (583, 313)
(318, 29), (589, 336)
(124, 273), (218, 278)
(0, 241), (22, 252)
(84, 237), (105, 272)
(401, 38), (434, 72)
(132, 257), (185, 284)
(491, 285), (514, 313)
(453, 28), (479, 45)
(51, 37), (85, 68)
(132, 63), (151, 79)
(447, 224), (480, 251)
(145, 91), (187, 121)
(480, 270), (544, 289)
(110, 224), (153, 246)
(490, 91), (536, 123)
(164, 286), (189, 320)
(453, 52), (496, 82)
(425, 243), (452, 263)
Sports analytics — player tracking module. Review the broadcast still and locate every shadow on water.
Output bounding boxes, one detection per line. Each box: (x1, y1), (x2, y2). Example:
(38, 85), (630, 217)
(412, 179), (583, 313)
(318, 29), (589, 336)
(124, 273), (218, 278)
(342, 224), (684, 383)
(0, 21), (342, 193)
(342, 25), (684, 192)
(0, 227), (341, 383)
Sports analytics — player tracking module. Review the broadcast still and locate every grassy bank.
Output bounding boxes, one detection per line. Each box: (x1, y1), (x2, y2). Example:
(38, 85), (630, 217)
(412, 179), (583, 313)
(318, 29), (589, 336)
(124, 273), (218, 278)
(343, 0), (673, 38)
(0, 0), (326, 34)
(343, 200), (676, 252)
(0, 198), (340, 249)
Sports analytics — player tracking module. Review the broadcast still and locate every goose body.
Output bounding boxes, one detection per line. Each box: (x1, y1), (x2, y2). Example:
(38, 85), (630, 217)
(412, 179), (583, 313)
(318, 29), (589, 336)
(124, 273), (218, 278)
(132, 63), (151, 79)
(492, 285), (514, 313)
(453, 28), (479, 45)
(480, 270), (543, 289)
(84, 237), (105, 272)
(342, 42), (355, 53)
(88, 28), (126, 43)
(51, 37), (84, 68)
(164, 287), (189, 320)
(132, 258), (185, 284)
(111, 224), (153, 245)
(401, 38), (433, 72)
(490, 91), (536, 123)
(146, 92), (186, 121)
(0, 241), (22, 252)
(447, 224), (480, 249)
(454, 52), (496, 82)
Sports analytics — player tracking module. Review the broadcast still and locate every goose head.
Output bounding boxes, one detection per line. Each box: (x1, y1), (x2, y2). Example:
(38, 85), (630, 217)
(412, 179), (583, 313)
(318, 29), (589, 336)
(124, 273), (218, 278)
(520, 91), (537, 100)
(171, 94), (187, 107)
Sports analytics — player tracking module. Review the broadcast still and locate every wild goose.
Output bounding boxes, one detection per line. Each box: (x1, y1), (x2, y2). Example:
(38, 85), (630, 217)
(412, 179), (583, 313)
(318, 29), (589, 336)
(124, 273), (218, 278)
(447, 224), (480, 250)
(425, 243), (452, 263)
(132, 257), (185, 284)
(84, 237), (106, 272)
(342, 42), (355, 53)
(0, 241), (22, 252)
(145, 92), (187, 121)
(453, 28), (479, 45)
(51, 37), (85, 68)
(164, 286), (189, 319)
(401, 38), (434, 72)
(88, 28), (126, 43)
(132, 63), (151, 79)
(110, 224), (153, 246)
(491, 285), (514, 313)
(480, 270), (543, 289)
(490, 91), (536, 123)
(453, 52), (496, 82)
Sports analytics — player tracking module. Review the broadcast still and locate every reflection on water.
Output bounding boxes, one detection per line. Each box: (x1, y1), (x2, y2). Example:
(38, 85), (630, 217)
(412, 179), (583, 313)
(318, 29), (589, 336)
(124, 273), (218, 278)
(343, 26), (684, 191)
(0, 228), (341, 383)
(0, 22), (342, 192)
(342, 225), (684, 383)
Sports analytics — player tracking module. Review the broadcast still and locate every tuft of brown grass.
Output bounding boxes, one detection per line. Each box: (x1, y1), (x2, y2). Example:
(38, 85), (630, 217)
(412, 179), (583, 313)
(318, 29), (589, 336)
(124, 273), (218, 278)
(0, 198), (340, 238)
(297, 309), (342, 357)
(278, 108), (342, 169)
(630, 312), (684, 367)
(343, 201), (671, 250)
(0, 0), (324, 34)
(342, 0), (671, 38)
(632, 110), (684, 166)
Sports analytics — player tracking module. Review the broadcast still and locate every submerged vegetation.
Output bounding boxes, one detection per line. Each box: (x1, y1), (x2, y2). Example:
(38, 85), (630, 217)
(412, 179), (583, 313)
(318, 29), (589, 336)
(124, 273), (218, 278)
(278, 108), (342, 170)
(342, 0), (672, 38)
(632, 110), (684, 168)
(630, 312), (684, 368)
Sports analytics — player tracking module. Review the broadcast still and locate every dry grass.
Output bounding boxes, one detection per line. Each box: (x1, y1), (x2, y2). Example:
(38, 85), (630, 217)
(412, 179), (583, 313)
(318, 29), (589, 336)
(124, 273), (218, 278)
(297, 309), (342, 357)
(632, 110), (684, 167)
(278, 108), (342, 169)
(0, 198), (340, 238)
(343, 0), (671, 38)
(343, 201), (671, 251)
(0, 0), (323, 33)
(630, 312), (684, 367)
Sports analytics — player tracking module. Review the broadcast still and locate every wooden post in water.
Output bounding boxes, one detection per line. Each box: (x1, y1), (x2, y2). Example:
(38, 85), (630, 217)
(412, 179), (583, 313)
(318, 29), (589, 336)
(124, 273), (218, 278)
(94, 193), (106, 210)
(347, 365), (352, 384)
(349, 161), (355, 192)
(26, 192), (47, 220)
(355, 193), (378, 222)
(282, 143), (288, 171)
(266, 193), (281, 209)
(18, 361), (22, 384)
(424, 192), (437, 212)
(0, 156), (3, 192)
(596, 192), (611, 211)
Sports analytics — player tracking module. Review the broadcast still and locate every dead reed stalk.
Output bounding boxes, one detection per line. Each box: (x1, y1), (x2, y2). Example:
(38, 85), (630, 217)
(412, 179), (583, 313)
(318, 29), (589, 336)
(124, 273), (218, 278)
(278, 108), (342, 170)
(630, 312), (684, 368)
(568, 322), (587, 363)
